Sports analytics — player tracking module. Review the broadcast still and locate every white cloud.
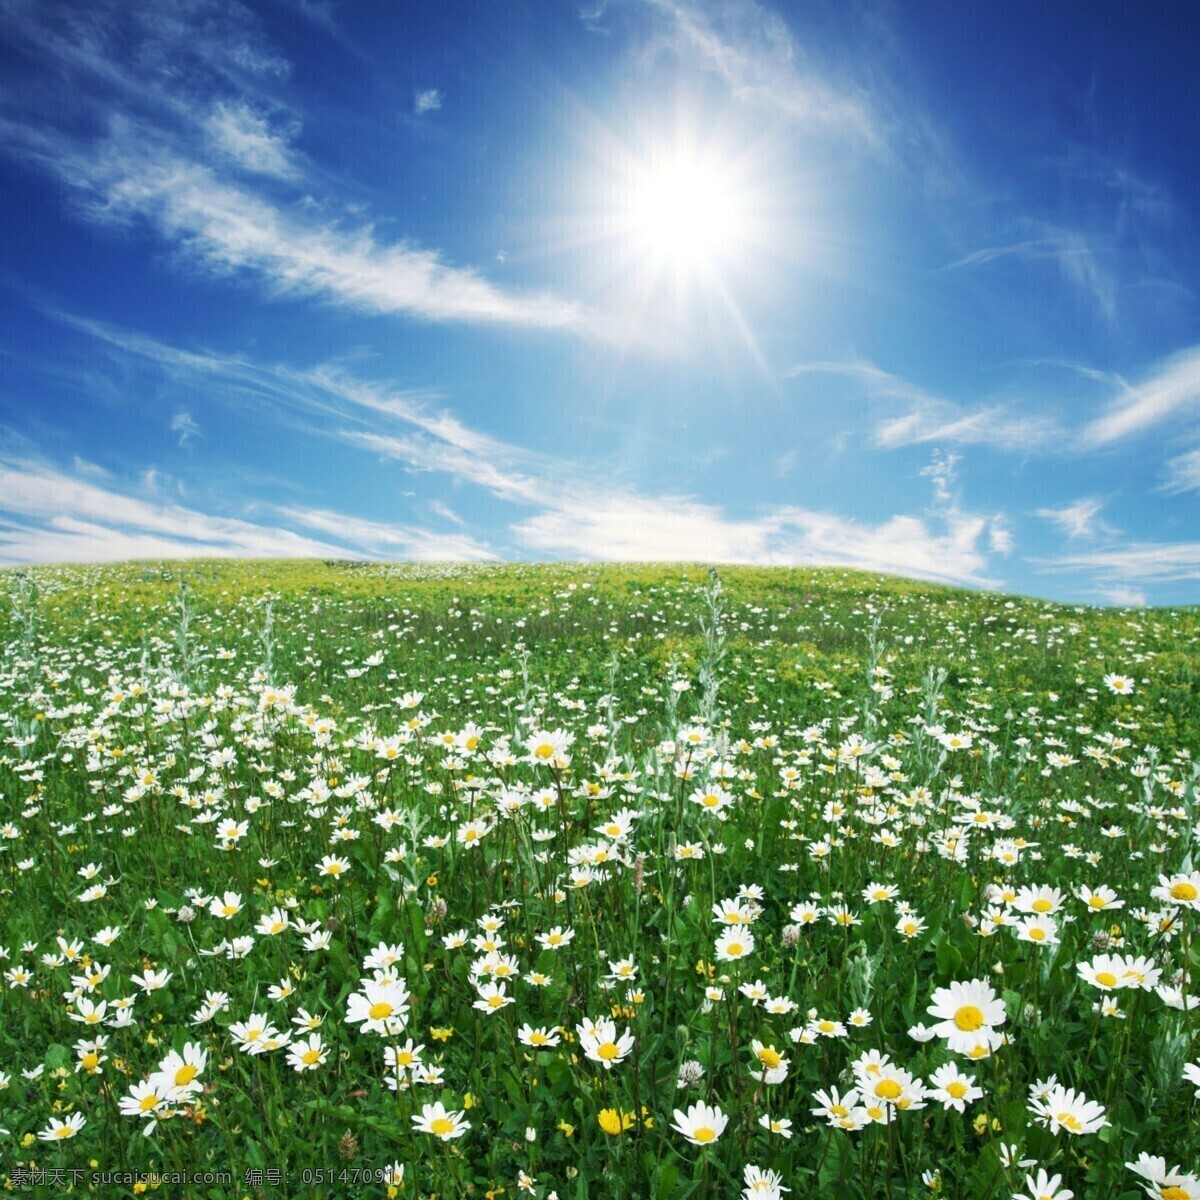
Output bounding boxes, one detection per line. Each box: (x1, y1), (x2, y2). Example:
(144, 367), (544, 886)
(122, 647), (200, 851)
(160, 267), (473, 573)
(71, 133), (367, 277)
(786, 360), (1060, 453)
(428, 499), (465, 526)
(644, 0), (882, 148)
(272, 505), (496, 561)
(0, 456), (496, 566)
(1033, 541), (1200, 585)
(1034, 497), (1115, 540)
(75, 136), (587, 329)
(1163, 447), (1200, 493)
(513, 492), (1001, 586)
(1081, 347), (1200, 447)
(170, 410), (201, 445)
(33, 311), (1011, 588)
(1097, 585), (1147, 608)
(988, 518), (1014, 556)
(0, 457), (342, 564)
(947, 226), (1116, 325)
(918, 450), (959, 505)
(71, 456), (111, 479)
(0, 4), (593, 336)
(204, 102), (299, 180)
(413, 89), (442, 115)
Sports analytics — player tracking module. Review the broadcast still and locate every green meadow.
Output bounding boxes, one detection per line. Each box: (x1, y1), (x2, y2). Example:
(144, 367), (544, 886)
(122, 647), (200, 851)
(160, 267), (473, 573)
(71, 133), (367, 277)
(1, 561), (1198, 1199)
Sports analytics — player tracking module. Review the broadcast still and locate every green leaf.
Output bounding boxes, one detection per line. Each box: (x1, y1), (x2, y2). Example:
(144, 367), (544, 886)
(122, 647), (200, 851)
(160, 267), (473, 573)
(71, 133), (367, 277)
(655, 1161), (680, 1199)
(368, 886), (397, 944)
(818, 1130), (853, 1191)
(402, 900), (428, 963)
(45, 1043), (70, 1071)
(936, 937), (962, 979)
(327, 937), (355, 983)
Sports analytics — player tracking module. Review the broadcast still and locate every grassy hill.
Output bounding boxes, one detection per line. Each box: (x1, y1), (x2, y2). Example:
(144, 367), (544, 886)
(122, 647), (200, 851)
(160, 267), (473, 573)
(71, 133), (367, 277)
(0, 561), (1197, 1197)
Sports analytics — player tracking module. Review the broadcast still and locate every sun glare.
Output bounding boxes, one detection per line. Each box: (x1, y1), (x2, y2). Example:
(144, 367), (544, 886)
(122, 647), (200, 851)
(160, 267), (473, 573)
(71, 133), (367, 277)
(623, 150), (744, 270)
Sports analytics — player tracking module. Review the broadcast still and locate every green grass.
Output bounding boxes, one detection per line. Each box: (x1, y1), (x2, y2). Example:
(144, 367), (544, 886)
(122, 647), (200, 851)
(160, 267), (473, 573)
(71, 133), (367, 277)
(0, 561), (1198, 1199)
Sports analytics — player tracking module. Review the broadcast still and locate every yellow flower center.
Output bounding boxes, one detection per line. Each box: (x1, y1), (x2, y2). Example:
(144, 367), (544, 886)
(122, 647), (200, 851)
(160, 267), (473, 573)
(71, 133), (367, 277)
(756, 1047), (782, 1069)
(430, 1117), (454, 1136)
(368, 1002), (394, 1020)
(726, 942), (744, 957)
(530, 1033), (548, 1045)
(1095, 971), (1118, 988)
(691, 1126), (716, 1143)
(1162, 1188), (1190, 1200)
(1057, 1112), (1083, 1133)
(830, 1103), (848, 1117)
(1032, 898), (1053, 913)
(947, 1081), (967, 1099)
(81, 1052), (100, 1071)
(954, 1005), (985, 1032)
(596, 1041), (620, 1061)
(140, 1094), (160, 1112)
(875, 1080), (902, 1100)
(534, 745), (554, 760)
(818, 1020), (835, 1033)
(1170, 882), (1198, 902)
(302, 1049), (321, 1065)
(487, 995), (504, 1008)
(222, 905), (238, 916)
(1088, 897), (1107, 909)
(174, 1064), (197, 1087)
(55, 1124), (75, 1138)
(1028, 927), (1046, 941)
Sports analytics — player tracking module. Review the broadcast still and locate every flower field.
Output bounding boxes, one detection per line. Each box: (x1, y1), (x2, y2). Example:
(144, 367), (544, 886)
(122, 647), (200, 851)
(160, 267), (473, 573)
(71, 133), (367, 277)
(1, 560), (1198, 1199)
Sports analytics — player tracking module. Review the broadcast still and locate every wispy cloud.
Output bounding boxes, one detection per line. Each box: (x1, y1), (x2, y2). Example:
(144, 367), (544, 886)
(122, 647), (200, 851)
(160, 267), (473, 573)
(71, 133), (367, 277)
(71, 455), (111, 479)
(512, 492), (1002, 586)
(1033, 541), (1200, 588)
(203, 101), (300, 180)
(641, 0), (883, 148)
(428, 499), (465, 526)
(271, 505), (496, 561)
(946, 225), (1116, 324)
(349, 420), (1005, 586)
(69, 131), (584, 328)
(169, 410), (201, 445)
(413, 89), (442, 116)
(1162, 447), (1200, 494)
(1081, 346), (1200, 447)
(0, 455), (495, 565)
(0, 456), (340, 563)
(1034, 497), (1116, 540)
(1097, 584), (1147, 608)
(0, 2), (592, 335)
(786, 360), (1060, 452)
(26, 307), (1012, 587)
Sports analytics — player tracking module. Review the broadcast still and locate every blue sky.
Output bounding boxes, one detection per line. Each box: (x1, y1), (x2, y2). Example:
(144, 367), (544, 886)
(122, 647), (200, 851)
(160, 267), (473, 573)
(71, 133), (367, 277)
(1, 0), (1198, 605)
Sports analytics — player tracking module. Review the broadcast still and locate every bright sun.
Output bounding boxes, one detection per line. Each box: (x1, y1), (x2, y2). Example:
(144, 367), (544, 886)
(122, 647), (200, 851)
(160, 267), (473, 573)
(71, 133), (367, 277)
(624, 151), (744, 271)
